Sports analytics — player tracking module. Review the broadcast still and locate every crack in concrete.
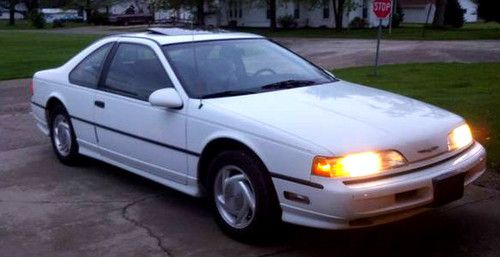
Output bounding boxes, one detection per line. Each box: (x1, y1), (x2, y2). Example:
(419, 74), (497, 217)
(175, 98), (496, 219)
(121, 194), (172, 257)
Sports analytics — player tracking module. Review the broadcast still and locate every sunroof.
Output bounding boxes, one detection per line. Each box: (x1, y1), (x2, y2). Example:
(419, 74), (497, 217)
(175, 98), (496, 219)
(147, 27), (225, 36)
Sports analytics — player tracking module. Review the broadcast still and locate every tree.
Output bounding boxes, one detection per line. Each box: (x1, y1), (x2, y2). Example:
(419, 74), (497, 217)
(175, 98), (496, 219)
(344, 0), (360, 29)
(267, 0), (277, 30)
(331, 0), (346, 31)
(477, 0), (500, 22)
(391, 0), (404, 28)
(433, 0), (447, 27)
(0, 0), (20, 25)
(444, 0), (464, 28)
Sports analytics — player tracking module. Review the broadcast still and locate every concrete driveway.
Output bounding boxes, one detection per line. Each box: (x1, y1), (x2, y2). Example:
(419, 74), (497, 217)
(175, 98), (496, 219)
(276, 38), (500, 69)
(1, 79), (500, 257)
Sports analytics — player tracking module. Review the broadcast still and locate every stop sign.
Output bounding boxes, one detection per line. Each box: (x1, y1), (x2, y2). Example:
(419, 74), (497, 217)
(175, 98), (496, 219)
(373, 0), (392, 19)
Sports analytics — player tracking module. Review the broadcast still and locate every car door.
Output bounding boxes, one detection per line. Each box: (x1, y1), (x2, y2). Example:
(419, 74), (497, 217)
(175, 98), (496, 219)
(94, 39), (188, 184)
(67, 41), (114, 155)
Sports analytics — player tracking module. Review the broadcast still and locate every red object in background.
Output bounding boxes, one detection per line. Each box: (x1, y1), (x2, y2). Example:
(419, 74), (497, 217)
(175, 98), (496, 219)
(29, 81), (34, 95)
(373, 0), (393, 19)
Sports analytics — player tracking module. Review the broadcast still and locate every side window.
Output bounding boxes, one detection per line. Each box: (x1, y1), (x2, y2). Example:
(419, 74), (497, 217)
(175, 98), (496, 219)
(103, 43), (173, 101)
(69, 43), (113, 88)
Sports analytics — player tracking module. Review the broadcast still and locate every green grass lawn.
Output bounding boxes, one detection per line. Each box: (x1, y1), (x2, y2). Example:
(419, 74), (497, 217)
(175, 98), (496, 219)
(237, 22), (500, 40)
(335, 63), (500, 168)
(0, 32), (100, 80)
(0, 19), (89, 30)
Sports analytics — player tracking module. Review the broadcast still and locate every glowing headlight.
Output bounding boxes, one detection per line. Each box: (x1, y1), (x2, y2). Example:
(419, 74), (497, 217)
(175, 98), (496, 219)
(448, 124), (473, 151)
(312, 150), (407, 178)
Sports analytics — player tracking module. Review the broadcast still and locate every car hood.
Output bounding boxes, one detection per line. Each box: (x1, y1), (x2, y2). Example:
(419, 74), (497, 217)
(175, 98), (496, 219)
(203, 81), (464, 163)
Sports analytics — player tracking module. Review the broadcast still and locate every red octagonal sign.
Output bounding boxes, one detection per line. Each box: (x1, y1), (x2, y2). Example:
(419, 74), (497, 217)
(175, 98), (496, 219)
(373, 0), (392, 19)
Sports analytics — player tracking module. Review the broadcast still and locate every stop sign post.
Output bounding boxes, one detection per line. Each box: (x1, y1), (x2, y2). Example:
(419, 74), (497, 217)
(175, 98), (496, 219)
(373, 0), (392, 76)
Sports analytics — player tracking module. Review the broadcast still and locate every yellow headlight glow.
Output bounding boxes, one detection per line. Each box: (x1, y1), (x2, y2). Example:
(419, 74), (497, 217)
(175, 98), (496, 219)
(448, 124), (473, 151)
(312, 150), (406, 178)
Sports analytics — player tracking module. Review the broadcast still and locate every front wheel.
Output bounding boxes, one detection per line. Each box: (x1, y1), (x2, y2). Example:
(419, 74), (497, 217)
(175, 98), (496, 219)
(208, 150), (281, 241)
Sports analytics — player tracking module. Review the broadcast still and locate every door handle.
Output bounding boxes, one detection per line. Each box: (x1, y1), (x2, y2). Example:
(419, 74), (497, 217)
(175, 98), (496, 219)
(94, 101), (105, 108)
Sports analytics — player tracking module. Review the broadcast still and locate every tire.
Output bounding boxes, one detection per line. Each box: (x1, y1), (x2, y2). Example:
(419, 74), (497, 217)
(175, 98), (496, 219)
(49, 104), (80, 165)
(207, 150), (281, 241)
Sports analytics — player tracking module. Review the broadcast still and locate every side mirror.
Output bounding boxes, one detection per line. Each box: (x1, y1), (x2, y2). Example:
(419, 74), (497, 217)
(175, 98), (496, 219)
(149, 88), (183, 109)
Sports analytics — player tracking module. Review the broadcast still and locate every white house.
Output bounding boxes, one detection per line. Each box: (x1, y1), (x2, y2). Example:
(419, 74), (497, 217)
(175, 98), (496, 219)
(201, 0), (478, 29)
(459, 0), (477, 22)
(400, 0), (435, 23)
(205, 0), (391, 29)
(400, 0), (477, 23)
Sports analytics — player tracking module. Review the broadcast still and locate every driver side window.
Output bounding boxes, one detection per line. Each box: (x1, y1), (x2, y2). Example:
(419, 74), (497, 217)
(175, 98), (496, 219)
(103, 43), (173, 101)
(69, 43), (113, 88)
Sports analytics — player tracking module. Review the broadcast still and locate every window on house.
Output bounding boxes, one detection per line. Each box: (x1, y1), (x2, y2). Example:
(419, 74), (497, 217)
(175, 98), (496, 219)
(294, 2), (300, 19)
(323, 0), (329, 19)
(362, 0), (368, 19)
(266, 9), (270, 19)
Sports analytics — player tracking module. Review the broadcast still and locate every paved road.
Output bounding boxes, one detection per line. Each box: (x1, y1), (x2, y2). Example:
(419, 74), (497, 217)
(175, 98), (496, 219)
(4, 26), (500, 69)
(1, 79), (500, 257)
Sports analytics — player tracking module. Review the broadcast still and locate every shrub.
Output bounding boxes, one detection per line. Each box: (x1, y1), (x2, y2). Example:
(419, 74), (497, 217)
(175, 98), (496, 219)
(278, 14), (297, 29)
(29, 11), (46, 29)
(90, 12), (108, 25)
(444, 0), (465, 28)
(52, 19), (65, 28)
(478, 0), (500, 22)
(228, 20), (237, 27)
(349, 17), (367, 29)
(391, 1), (405, 28)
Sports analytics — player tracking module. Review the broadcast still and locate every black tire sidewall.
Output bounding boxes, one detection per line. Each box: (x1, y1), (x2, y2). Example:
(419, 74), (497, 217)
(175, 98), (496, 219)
(49, 105), (80, 165)
(207, 150), (281, 241)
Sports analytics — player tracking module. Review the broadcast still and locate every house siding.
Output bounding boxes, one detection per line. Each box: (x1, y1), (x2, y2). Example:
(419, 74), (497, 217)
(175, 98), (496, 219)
(205, 0), (389, 28)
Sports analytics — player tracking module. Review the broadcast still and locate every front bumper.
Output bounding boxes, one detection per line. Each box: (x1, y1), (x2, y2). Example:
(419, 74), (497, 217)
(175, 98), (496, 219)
(274, 142), (486, 229)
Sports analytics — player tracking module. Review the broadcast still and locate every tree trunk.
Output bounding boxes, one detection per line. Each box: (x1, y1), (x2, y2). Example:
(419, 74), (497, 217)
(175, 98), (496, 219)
(9, 0), (17, 26)
(332, 0), (345, 31)
(196, 0), (205, 26)
(85, 8), (92, 24)
(85, 0), (92, 24)
(433, 0), (447, 27)
(269, 0), (277, 31)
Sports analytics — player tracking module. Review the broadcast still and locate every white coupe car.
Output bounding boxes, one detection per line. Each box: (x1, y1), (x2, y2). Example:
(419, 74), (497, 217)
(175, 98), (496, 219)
(31, 28), (486, 240)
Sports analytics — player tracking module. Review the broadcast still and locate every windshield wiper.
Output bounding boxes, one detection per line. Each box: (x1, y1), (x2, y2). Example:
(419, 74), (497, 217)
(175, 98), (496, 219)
(260, 80), (317, 90)
(200, 89), (259, 99)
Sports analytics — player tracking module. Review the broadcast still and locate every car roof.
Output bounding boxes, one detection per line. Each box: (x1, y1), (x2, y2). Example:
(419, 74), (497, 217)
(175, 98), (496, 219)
(116, 27), (263, 45)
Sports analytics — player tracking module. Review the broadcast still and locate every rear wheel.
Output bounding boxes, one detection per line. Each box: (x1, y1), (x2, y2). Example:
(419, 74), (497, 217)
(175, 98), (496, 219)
(49, 105), (80, 165)
(208, 150), (281, 241)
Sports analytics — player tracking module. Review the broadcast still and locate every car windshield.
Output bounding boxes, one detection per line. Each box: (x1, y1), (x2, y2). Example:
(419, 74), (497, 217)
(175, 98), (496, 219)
(162, 39), (335, 98)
